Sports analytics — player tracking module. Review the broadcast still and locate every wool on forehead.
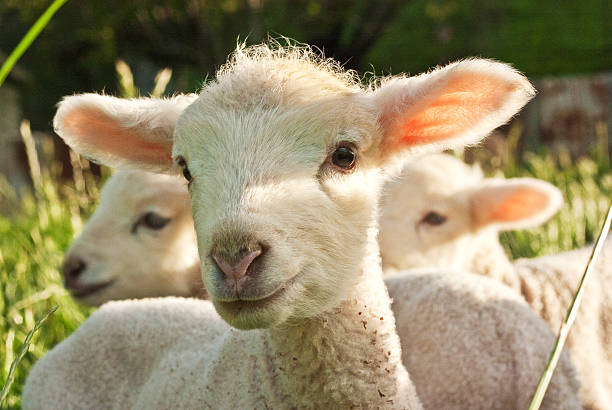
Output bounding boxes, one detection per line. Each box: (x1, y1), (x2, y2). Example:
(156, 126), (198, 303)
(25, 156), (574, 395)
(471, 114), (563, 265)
(199, 42), (364, 109)
(401, 154), (484, 189)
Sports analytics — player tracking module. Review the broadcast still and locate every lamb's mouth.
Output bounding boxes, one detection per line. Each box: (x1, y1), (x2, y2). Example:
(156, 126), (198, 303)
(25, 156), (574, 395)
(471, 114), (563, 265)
(70, 280), (115, 299)
(216, 271), (301, 312)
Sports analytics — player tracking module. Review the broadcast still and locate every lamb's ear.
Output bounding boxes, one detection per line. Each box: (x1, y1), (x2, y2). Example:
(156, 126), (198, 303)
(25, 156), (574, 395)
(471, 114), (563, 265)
(54, 93), (198, 173)
(371, 59), (535, 161)
(470, 178), (563, 231)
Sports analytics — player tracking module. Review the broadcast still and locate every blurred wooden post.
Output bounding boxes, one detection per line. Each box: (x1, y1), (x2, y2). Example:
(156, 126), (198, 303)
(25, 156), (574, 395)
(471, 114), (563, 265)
(518, 72), (612, 157)
(522, 78), (541, 152)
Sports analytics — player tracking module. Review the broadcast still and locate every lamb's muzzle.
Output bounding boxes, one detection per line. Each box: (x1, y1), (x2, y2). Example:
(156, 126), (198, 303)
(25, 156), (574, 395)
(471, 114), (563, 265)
(61, 255), (87, 287)
(61, 255), (114, 298)
(212, 247), (262, 281)
(210, 239), (265, 296)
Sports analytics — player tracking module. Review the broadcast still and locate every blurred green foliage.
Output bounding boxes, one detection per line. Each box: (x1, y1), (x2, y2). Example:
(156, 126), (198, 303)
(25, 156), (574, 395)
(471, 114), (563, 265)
(368, 0), (612, 76)
(1, 0), (611, 132)
(0, 61), (169, 409)
(0, 137), (95, 408)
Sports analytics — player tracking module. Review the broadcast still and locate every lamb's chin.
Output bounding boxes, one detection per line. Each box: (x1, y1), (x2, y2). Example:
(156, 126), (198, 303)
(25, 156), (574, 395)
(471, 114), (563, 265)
(213, 299), (288, 330)
(212, 277), (305, 329)
(70, 279), (115, 304)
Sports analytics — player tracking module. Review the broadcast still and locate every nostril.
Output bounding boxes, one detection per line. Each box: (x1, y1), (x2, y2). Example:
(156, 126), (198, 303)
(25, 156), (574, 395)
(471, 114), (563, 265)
(212, 244), (264, 280)
(62, 257), (87, 283)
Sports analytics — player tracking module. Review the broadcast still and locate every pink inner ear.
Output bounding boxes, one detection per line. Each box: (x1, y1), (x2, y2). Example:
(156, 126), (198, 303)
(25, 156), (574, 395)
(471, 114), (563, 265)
(63, 107), (172, 164)
(489, 187), (549, 222)
(388, 74), (515, 147)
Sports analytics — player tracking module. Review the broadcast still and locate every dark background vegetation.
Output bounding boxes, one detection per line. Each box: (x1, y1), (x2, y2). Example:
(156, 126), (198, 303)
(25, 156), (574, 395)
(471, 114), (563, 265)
(1, 0), (611, 132)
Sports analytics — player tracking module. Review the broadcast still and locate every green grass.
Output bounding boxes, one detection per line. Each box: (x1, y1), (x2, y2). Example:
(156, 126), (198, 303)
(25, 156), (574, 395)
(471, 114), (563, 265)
(0, 127), (610, 408)
(1, 306), (57, 406)
(0, 134), (96, 409)
(0, 60), (166, 409)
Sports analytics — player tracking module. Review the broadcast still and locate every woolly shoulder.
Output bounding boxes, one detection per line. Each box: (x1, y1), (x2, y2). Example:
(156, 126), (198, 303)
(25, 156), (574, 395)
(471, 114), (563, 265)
(22, 298), (225, 410)
(386, 270), (581, 410)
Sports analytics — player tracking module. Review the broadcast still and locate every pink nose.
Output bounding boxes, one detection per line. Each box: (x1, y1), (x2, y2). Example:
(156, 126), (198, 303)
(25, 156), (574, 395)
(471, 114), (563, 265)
(212, 247), (262, 280)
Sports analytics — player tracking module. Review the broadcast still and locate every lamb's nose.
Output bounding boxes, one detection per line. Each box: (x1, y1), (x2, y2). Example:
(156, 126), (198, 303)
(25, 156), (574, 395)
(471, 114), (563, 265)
(212, 245), (263, 280)
(62, 256), (87, 288)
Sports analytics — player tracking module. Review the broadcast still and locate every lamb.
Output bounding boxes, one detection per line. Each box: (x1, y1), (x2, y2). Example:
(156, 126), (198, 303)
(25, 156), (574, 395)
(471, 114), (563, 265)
(379, 153), (564, 284)
(25, 43), (582, 409)
(61, 170), (204, 306)
(379, 152), (612, 409)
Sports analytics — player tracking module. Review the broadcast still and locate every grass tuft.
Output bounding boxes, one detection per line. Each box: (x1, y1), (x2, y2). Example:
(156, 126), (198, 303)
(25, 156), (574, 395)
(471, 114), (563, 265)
(0, 306), (58, 407)
(0, 60), (173, 408)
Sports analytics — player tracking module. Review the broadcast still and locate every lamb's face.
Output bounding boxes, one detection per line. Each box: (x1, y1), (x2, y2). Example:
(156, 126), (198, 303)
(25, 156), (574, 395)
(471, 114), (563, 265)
(173, 91), (382, 329)
(63, 171), (200, 306)
(379, 155), (483, 272)
(379, 154), (563, 273)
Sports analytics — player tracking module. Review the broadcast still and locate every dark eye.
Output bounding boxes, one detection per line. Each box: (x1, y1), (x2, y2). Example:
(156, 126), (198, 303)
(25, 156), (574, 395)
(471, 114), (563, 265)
(331, 145), (356, 170)
(421, 211), (447, 226)
(133, 212), (171, 233)
(176, 156), (192, 183)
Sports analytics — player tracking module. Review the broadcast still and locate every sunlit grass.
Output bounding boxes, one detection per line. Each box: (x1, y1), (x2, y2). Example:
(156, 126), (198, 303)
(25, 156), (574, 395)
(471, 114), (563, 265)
(1, 306), (57, 407)
(0, 128), (96, 409)
(0, 61), (172, 409)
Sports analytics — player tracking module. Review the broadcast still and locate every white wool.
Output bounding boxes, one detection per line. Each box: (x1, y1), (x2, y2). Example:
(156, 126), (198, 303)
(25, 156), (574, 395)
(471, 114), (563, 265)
(26, 42), (578, 409)
(380, 152), (611, 409)
(387, 269), (581, 410)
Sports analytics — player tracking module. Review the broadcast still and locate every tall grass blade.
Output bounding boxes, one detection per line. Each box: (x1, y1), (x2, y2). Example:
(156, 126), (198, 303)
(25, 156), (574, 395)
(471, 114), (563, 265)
(0, 306), (58, 406)
(19, 120), (43, 194)
(0, 0), (69, 88)
(528, 205), (612, 410)
(115, 59), (138, 98)
(151, 68), (172, 97)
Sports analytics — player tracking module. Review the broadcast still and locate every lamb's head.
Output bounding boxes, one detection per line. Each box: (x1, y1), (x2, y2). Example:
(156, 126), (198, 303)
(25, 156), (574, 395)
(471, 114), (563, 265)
(53, 44), (534, 329)
(379, 154), (563, 272)
(62, 170), (201, 306)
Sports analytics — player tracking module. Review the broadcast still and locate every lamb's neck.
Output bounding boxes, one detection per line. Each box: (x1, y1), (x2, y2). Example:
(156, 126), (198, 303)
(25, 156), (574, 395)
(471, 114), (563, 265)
(470, 229), (520, 292)
(265, 237), (420, 409)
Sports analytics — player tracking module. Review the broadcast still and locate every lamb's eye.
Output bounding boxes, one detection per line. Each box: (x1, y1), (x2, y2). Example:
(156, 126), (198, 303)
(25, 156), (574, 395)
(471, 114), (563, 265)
(176, 156), (192, 183)
(182, 167), (192, 182)
(331, 146), (356, 170)
(421, 211), (447, 226)
(140, 212), (170, 230)
(131, 211), (171, 234)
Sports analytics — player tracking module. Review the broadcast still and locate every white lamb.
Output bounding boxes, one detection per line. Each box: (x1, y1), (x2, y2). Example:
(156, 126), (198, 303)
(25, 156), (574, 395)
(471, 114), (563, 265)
(380, 152), (612, 409)
(25, 44), (582, 409)
(61, 170), (204, 306)
(379, 153), (565, 282)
